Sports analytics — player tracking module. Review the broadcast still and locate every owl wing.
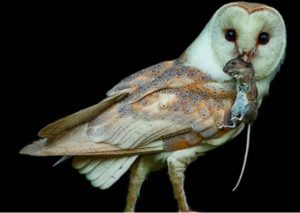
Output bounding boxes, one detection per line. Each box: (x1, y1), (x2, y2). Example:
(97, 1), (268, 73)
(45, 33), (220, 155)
(37, 60), (174, 139)
(20, 60), (175, 156)
(20, 61), (235, 157)
(38, 92), (128, 139)
(106, 60), (174, 96)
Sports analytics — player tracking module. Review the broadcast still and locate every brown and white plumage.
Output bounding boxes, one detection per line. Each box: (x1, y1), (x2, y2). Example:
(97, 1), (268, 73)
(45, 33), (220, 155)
(20, 2), (286, 211)
(21, 61), (236, 156)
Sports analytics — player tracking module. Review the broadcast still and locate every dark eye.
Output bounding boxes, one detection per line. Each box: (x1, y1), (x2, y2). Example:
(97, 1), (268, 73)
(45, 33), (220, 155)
(258, 32), (270, 45)
(225, 29), (236, 42)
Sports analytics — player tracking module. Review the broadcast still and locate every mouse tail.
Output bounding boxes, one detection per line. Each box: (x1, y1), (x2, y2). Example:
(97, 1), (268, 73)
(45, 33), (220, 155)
(232, 124), (251, 191)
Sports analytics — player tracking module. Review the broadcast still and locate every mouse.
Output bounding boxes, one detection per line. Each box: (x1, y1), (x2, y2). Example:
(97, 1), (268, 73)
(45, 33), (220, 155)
(219, 57), (259, 191)
(222, 58), (258, 128)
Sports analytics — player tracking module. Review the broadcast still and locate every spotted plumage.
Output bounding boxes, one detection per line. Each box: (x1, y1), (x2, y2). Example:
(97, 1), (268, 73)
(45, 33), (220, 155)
(21, 60), (236, 156)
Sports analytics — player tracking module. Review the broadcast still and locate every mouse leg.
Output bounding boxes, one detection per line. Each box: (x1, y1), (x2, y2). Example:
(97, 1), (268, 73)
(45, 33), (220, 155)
(218, 123), (237, 129)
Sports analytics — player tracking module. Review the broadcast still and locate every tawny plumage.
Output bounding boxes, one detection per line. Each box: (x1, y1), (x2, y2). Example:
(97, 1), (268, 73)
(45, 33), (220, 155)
(20, 2), (287, 211)
(21, 60), (236, 156)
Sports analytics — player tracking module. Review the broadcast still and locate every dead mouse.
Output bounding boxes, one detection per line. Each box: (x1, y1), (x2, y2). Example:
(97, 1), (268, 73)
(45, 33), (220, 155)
(220, 57), (259, 191)
(222, 58), (258, 128)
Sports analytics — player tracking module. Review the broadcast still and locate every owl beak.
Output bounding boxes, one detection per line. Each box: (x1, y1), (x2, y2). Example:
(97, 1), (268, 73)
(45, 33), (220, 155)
(238, 48), (255, 63)
(239, 53), (250, 62)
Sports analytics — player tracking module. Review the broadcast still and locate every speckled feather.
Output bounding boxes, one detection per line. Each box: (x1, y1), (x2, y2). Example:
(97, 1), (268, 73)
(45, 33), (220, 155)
(21, 60), (236, 156)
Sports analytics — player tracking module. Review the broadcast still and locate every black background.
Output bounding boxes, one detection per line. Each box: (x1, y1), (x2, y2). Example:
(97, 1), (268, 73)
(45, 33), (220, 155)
(3, 0), (300, 211)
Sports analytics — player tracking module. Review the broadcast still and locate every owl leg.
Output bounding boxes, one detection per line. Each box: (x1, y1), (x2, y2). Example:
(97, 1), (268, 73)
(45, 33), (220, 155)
(125, 156), (164, 212)
(167, 149), (203, 212)
(125, 158), (149, 212)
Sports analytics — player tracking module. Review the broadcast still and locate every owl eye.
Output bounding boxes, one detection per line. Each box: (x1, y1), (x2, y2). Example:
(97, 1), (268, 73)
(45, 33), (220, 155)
(258, 32), (270, 45)
(225, 29), (236, 42)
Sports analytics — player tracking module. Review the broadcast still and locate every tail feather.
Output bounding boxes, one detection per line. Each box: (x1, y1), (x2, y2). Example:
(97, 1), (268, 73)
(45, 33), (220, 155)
(78, 159), (103, 174)
(86, 159), (116, 181)
(73, 156), (138, 189)
(72, 157), (93, 170)
(97, 157), (137, 189)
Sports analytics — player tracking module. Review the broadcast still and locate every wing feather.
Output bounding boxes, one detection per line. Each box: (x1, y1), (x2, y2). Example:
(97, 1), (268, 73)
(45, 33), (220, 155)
(107, 61), (174, 96)
(19, 123), (165, 156)
(38, 92), (128, 138)
(20, 61), (236, 157)
(87, 115), (191, 149)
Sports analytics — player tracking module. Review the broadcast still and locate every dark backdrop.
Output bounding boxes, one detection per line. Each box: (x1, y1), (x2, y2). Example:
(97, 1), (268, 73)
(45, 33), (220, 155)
(3, 0), (300, 211)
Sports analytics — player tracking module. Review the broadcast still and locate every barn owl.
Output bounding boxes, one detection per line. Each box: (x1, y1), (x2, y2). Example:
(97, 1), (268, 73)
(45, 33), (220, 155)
(20, 2), (286, 211)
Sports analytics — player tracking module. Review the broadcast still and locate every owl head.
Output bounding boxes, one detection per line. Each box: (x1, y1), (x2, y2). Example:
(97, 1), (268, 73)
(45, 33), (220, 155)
(182, 2), (287, 91)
